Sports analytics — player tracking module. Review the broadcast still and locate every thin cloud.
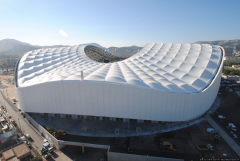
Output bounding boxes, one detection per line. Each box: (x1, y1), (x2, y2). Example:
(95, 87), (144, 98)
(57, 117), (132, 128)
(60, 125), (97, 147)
(59, 30), (68, 37)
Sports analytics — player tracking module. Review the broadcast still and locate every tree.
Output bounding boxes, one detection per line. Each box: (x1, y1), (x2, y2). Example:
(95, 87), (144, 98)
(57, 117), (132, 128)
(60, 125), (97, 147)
(232, 61), (239, 65)
(226, 61), (232, 66)
(31, 156), (42, 161)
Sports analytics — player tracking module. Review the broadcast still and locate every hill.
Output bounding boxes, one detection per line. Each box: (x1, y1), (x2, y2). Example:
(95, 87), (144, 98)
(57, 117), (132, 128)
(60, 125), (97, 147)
(0, 39), (141, 58)
(0, 39), (38, 58)
(196, 39), (240, 51)
(0, 39), (107, 59)
(108, 45), (142, 51)
(0, 39), (32, 52)
(33, 45), (70, 49)
(2, 38), (239, 59)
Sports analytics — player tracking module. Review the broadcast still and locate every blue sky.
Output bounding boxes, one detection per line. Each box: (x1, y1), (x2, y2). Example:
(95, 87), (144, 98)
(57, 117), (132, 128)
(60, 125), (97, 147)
(0, 0), (240, 47)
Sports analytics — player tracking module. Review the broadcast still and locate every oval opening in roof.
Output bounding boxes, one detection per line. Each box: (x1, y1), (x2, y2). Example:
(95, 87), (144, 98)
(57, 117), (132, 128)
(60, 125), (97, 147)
(84, 45), (136, 63)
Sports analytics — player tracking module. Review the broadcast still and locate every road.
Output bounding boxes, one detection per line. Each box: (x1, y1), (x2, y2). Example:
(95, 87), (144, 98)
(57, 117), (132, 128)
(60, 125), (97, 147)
(0, 91), (44, 150)
(0, 90), (71, 161)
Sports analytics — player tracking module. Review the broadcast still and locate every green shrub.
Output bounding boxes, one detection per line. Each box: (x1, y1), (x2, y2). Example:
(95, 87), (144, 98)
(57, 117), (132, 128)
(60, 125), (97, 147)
(226, 61), (240, 67)
(223, 66), (240, 76)
(31, 156), (42, 161)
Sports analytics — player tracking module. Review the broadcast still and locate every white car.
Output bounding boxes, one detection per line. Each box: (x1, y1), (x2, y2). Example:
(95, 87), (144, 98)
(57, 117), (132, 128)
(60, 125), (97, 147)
(228, 123), (237, 131)
(206, 128), (217, 133)
(25, 133), (31, 139)
(218, 115), (225, 119)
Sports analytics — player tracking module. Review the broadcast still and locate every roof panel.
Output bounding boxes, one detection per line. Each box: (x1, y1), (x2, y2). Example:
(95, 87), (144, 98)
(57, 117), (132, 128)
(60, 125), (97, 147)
(17, 43), (223, 94)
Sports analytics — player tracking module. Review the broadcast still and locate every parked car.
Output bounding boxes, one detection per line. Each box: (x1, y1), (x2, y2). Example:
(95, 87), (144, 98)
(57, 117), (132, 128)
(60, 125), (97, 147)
(20, 112), (26, 118)
(206, 128), (217, 133)
(24, 140), (31, 148)
(46, 126), (54, 133)
(43, 141), (54, 153)
(218, 115), (225, 119)
(25, 133), (31, 139)
(12, 97), (17, 102)
(228, 123), (237, 131)
(16, 136), (26, 143)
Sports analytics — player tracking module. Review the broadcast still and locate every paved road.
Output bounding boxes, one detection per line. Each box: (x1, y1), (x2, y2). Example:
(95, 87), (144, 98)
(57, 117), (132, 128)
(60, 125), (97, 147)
(0, 90), (44, 150)
(205, 115), (240, 158)
(0, 90), (71, 161)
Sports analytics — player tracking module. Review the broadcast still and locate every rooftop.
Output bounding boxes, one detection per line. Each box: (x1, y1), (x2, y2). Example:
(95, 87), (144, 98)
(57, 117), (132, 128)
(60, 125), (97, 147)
(16, 43), (223, 94)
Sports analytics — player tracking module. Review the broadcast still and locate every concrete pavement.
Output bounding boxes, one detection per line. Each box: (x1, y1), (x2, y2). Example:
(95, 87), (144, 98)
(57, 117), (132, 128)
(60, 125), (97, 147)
(0, 90), (71, 161)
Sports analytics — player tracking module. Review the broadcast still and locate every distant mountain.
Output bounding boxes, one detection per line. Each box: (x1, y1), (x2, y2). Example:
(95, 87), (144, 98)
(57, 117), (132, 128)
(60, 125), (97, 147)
(34, 43), (104, 49)
(33, 45), (70, 48)
(0, 39), (105, 59)
(3, 38), (240, 59)
(108, 45), (143, 51)
(0, 39), (138, 59)
(0, 39), (38, 58)
(196, 39), (240, 51)
(0, 39), (32, 51)
(83, 43), (105, 49)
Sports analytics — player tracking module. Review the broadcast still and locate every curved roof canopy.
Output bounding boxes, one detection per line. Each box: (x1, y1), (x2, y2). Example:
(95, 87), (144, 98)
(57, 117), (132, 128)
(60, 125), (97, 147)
(16, 43), (222, 94)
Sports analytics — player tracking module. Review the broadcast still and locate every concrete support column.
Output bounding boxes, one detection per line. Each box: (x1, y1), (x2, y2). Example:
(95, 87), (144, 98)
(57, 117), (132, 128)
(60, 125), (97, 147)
(137, 119), (144, 123)
(82, 146), (84, 153)
(151, 120), (158, 123)
(72, 115), (78, 119)
(49, 113), (55, 117)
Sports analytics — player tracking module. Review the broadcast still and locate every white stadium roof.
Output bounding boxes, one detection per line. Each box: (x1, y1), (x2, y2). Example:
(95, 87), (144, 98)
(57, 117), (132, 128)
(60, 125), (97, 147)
(16, 43), (222, 94)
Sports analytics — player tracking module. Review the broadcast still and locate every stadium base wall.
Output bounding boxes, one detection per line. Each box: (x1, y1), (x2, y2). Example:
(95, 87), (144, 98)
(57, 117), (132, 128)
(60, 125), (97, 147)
(107, 152), (183, 161)
(16, 68), (221, 122)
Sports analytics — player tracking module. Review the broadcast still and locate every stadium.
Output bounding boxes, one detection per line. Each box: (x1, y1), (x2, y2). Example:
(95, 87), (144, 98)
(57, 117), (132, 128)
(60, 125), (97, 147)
(14, 43), (224, 123)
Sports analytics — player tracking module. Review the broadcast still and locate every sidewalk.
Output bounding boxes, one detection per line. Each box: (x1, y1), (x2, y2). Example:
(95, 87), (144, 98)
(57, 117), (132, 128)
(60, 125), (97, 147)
(204, 115), (240, 157)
